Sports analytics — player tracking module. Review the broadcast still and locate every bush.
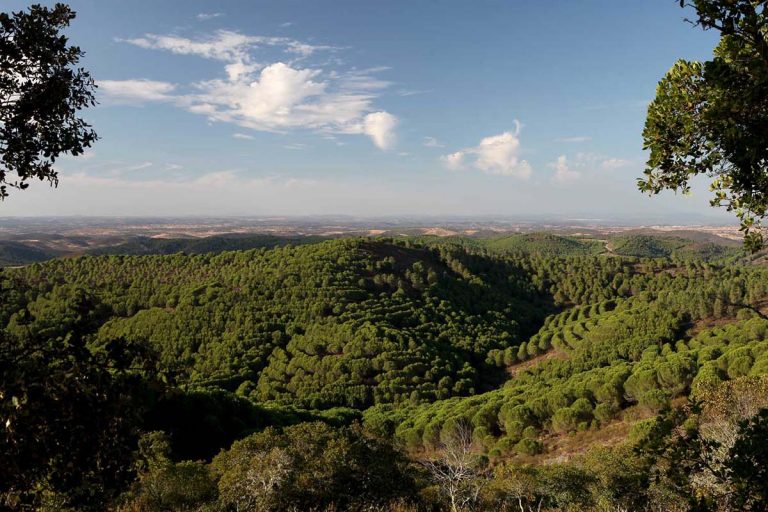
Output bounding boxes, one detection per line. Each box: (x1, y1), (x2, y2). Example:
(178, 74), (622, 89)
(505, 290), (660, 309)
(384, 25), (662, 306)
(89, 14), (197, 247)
(551, 408), (581, 434)
(593, 403), (617, 424)
(638, 389), (670, 413)
(515, 438), (543, 456)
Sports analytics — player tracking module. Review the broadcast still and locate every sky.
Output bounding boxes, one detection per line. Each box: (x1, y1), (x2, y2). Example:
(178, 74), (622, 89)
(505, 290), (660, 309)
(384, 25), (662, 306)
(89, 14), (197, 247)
(2, 0), (730, 221)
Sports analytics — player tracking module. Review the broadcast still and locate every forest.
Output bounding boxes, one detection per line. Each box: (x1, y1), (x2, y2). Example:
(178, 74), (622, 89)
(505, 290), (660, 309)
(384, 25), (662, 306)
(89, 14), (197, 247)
(3, 234), (768, 511)
(3, 0), (768, 510)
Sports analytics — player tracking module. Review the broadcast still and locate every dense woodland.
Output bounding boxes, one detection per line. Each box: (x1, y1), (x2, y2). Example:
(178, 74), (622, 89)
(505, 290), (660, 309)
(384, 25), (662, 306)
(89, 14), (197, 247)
(3, 0), (768, 509)
(3, 234), (768, 511)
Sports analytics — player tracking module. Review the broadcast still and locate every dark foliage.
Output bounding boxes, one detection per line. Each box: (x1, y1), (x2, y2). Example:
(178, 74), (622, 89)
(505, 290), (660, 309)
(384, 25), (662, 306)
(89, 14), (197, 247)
(0, 3), (97, 198)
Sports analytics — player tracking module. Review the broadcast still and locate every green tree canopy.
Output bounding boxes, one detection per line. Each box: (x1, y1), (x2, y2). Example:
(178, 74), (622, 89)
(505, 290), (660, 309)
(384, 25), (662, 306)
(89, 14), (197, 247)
(641, 1), (768, 250)
(0, 3), (97, 199)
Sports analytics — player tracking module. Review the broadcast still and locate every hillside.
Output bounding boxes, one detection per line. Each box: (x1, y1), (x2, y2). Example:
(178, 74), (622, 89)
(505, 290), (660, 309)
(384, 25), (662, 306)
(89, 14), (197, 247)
(5, 237), (768, 510)
(4, 239), (552, 409)
(0, 230), (745, 267)
(89, 233), (325, 256)
(610, 234), (742, 261)
(0, 241), (62, 267)
(484, 232), (605, 257)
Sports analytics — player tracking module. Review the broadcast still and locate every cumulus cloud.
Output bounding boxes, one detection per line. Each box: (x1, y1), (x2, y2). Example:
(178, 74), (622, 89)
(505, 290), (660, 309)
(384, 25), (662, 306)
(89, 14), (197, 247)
(104, 30), (396, 148)
(187, 63), (325, 129)
(362, 111), (397, 150)
(441, 151), (464, 170)
(549, 155), (580, 184)
(441, 123), (532, 178)
(544, 153), (631, 183)
(99, 79), (176, 103)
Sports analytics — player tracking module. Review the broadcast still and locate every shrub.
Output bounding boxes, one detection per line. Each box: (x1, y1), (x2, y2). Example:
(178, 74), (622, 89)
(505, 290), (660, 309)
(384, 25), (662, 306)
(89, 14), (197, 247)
(514, 438), (543, 456)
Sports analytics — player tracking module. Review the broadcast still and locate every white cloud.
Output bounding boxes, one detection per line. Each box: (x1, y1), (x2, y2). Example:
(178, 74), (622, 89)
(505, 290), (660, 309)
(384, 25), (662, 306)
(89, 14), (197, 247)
(554, 136), (591, 143)
(441, 151), (465, 170)
(99, 79), (176, 104)
(121, 30), (272, 62)
(121, 30), (335, 63)
(397, 89), (431, 97)
(193, 170), (237, 187)
(601, 158), (632, 170)
(232, 132), (255, 140)
(187, 62), (324, 130)
(224, 61), (262, 81)
(285, 41), (337, 57)
(196, 12), (223, 21)
(423, 136), (444, 148)
(60, 150), (96, 161)
(284, 143), (309, 150)
(441, 123), (532, 178)
(63, 170), (246, 191)
(549, 155), (580, 184)
(362, 111), (397, 150)
(126, 161), (153, 172)
(105, 31), (396, 149)
(543, 153), (631, 183)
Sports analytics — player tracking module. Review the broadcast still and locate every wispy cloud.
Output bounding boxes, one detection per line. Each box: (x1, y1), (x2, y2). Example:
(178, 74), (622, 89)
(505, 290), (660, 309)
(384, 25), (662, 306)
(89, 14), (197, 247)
(601, 158), (632, 170)
(119, 30), (283, 62)
(99, 79), (176, 104)
(126, 161), (154, 172)
(423, 136), (444, 148)
(284, 143), (309, 150)
(441, 122), (532, 178)
(397, 89), (431, 97)
(554, 136), (591, 143)
(232, 133), (255, 140)
(67, 169), (243, 190)
(545, 152), (632, 183)
(59, 150), (96, 161)
(104, 30), (397, 149)
(196, 12), (223, 21)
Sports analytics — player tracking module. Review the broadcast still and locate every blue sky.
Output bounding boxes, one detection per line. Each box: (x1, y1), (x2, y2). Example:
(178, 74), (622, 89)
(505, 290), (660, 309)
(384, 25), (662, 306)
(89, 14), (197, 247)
(3, 0), (728, 220)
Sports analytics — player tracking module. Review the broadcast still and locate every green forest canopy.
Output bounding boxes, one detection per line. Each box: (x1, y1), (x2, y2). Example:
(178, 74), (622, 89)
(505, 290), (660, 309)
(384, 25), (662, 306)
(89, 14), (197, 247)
(4, 235), (768, 509)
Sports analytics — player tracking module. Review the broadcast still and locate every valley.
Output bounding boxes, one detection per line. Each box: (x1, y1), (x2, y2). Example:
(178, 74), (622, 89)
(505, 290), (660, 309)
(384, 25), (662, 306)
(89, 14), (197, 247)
(3, 228), (767, 510)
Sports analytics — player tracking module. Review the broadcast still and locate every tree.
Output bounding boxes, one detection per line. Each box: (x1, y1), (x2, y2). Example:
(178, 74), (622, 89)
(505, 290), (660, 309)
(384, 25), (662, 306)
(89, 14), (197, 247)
(120, 432), (217, 512)
(0, 290), (156, 510)
(492, 463), (596, 512)
(210, 421), (415, 511)
(640, 1), (768, 250)
(724, 409), (768, 509)
(0, 3), (97, 199)
(422, 421), (489, 512)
